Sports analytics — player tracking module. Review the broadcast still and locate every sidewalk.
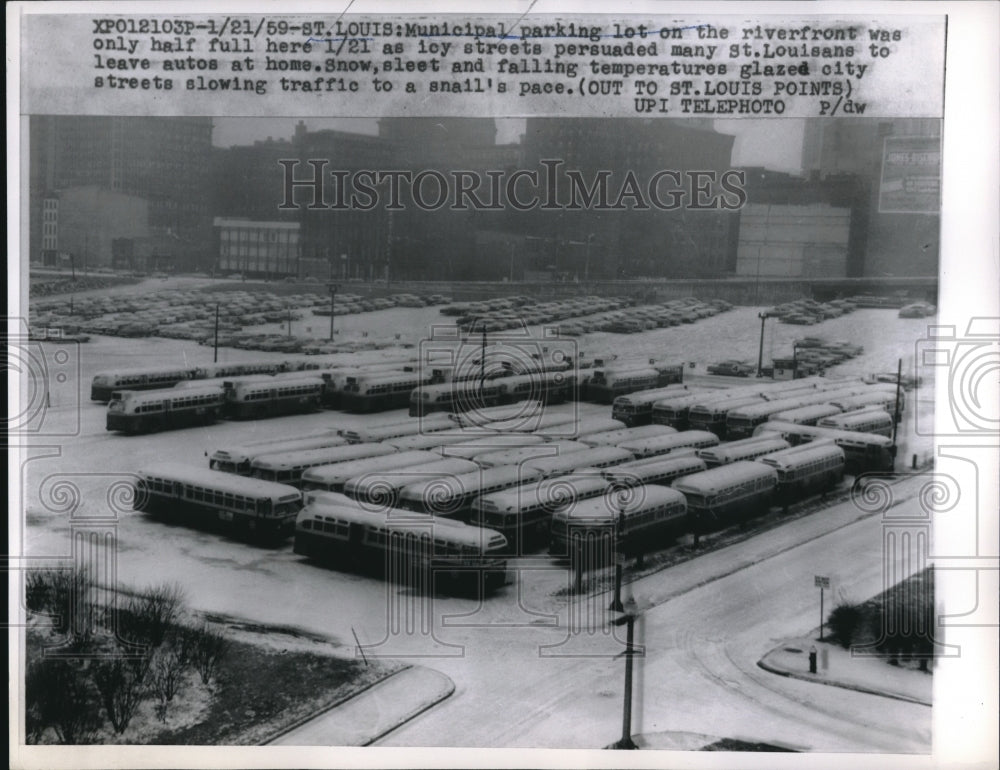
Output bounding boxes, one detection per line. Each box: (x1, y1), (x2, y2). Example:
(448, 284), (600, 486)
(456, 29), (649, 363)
(269, 666), (455, 746)
(758, 636), (932, 706)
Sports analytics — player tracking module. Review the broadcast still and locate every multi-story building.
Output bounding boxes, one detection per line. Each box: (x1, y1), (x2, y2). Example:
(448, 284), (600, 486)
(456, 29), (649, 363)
(29, 116), (214, 268)
(800, 118), (941, 277)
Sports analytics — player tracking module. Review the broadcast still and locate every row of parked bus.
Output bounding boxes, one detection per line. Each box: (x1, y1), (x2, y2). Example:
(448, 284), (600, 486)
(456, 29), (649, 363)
(611, 379), (901, 448)
(102, 354), (690, 434)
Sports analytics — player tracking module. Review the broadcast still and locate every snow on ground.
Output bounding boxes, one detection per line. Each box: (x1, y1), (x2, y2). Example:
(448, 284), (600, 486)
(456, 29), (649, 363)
(16, 297), (938, 750)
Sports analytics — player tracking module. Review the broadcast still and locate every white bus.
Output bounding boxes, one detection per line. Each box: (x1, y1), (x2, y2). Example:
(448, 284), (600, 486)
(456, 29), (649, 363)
(342, 457), (480, 510)
(340, 413), (456, 444)
(602, 454), (708, 488)
(549, 485), (688, 559)
(398, 464), (544, 518)
(209, 433), (348, 475)
(695, 436), (792, 468)
(471, 440), (590, 469)
(300, 450), (441, 493)
(769, 403), (844, 426)
(618, 430), (720, 459)
(293, 499), (510, 593)
(522, 446), (635, 479)
(757, 441), (846, 503)
(470, 471), (611, 550)
(250, 443), (396, 486)
(671, 461), (778, 535)
(135, 463), (302, 539)
(818, 409), (894, 437)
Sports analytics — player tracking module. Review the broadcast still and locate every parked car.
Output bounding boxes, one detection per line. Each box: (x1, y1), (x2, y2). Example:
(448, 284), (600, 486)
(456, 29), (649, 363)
(706, 360), (755, 377)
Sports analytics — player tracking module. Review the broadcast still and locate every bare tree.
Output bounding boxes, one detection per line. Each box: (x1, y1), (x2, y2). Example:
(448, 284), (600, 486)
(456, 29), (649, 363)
(90, 652), (149, 734)
(26, 657), (103, 744)
(191, 624), (230, 685)
(149, 645), (186, 721)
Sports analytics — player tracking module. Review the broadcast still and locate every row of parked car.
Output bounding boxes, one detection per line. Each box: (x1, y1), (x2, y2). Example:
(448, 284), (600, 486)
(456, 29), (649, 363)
(311, 292), (452, 316)
(555, 298), (734, 336)
(769, 298), (858, 325)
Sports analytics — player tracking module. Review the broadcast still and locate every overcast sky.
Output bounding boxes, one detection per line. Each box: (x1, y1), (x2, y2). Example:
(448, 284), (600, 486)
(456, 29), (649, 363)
(212, 117), (806, 174)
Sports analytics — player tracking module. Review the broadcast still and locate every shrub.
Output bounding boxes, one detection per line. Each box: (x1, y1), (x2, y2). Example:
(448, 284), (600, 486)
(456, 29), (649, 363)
(91, 652), (150, 734)
(190, 624), (230, 685)
(26, 656), (104, 744)
(826, 603), (864, 648)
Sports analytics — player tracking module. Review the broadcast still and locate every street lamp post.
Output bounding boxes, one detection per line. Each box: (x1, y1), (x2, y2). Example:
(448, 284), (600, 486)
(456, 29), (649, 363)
(756, 312), (769, 378)
(585, 233), (595, 282)
(609, 497), (626, 613)
(328, 284), (340, 341)
(610, 595), (641, 750)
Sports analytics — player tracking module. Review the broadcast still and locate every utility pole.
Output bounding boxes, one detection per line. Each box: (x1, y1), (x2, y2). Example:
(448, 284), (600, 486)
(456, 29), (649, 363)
(891, 357), (903, 452)
(509, 241), (515, 283)
(610, 596), (641, 750)
(213, 303), (220, 363)
(756, 312), (769, 378)
(328, 284), (339, 341)
(585, 233), (595, 282)
(609, 498), (626, 613)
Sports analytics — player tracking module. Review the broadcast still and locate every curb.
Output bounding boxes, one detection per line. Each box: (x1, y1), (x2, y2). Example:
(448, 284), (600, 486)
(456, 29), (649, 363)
(756, 657), (932, 707)
(261, 664), (412, 745)
(363, 669), (456, 745)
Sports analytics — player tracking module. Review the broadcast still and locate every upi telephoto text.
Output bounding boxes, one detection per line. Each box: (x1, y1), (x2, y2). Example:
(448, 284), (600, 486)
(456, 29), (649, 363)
(278, 160), (748, 212)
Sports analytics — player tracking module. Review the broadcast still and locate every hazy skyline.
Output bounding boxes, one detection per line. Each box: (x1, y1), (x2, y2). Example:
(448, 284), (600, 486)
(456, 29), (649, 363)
(212, 117), (806, 175)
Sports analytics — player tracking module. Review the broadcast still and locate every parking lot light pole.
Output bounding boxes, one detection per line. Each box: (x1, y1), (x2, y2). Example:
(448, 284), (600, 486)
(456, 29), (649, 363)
(611, 596), (641, 750)
(213, 303), (220, 363)
(609, 498), (626, 613)
(756, 312), (769, 378)
(328, 284), (339, 341)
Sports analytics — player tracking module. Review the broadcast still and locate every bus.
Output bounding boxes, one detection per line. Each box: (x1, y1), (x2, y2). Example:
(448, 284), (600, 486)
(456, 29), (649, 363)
(651, 391), (721, 430)
(470, 471), (610, 551)
(342, 457), (480, 510)
(602, 454), (708, 489)
(385, 429), (500, 452)
(409, 379), (511, 417)
(250, 443), (397, 486)
(686, 394), (768, 438)
(225, 376), (326, 419)
(549, 485), (688, 559)
(106, 386), (226, 434)
(134, 462), (302, 539)
(547, 417), (628, 439)
(522, 446), (635, 479)
(293, 500), (510, 593)
(769, 403), (844, 426)
(340, 371), (434, 413)
(481, 411), (582, 433)
(398, 464), (544, 519)
(299, 450), (442, 493)
(818, 409), (894, 437)
(500, 371), (575, 406)
(757, 441), (846, 503)
(192, 360), (288, 380)
(695, 436), (791, 467)
(471, 440), (590, 469)
(723, 385), (886, 439)
(586, 367), (661, 405)
(671, 461), (778, 534)
(209, 433), (348, 474)
(449, 401), (545, 427)
(611, 384), (691, 426)
(828, 390), (903, 418)
(577, 424), (676, 447)
(340, 413), (455, 444)
(618, 430), (720, 459)
(439, 433), (548, 460)
(752, 421), (896, 474)
(91, 367), (196, 401)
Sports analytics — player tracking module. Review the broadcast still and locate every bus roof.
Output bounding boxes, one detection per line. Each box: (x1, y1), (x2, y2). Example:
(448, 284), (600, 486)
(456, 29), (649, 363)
(251, 443), (395, 471)
(756, 421), (894, 447)
(343, 457), (481, 495)
(474, 472), (610, 511)
(115, 386), (224, 403)
(300, 450), (440, 485)
(471, 440), (590, 468)
(758, 442), (845, 469)
(400, 464), (542, 498)
(558, 485), (686, 520)
(619, 430), (720, 453)
(697, 437), (790, 462)
(671, 461), (778, 493)
(523, 446), (634, 474)
(138, 463), (301, 499)
(298, 500), (505, 547)
(771, 403), (844, 422)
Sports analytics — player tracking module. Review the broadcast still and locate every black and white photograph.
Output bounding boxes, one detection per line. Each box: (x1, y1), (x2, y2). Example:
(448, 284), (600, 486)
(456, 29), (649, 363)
(8, 3), (998, 768)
